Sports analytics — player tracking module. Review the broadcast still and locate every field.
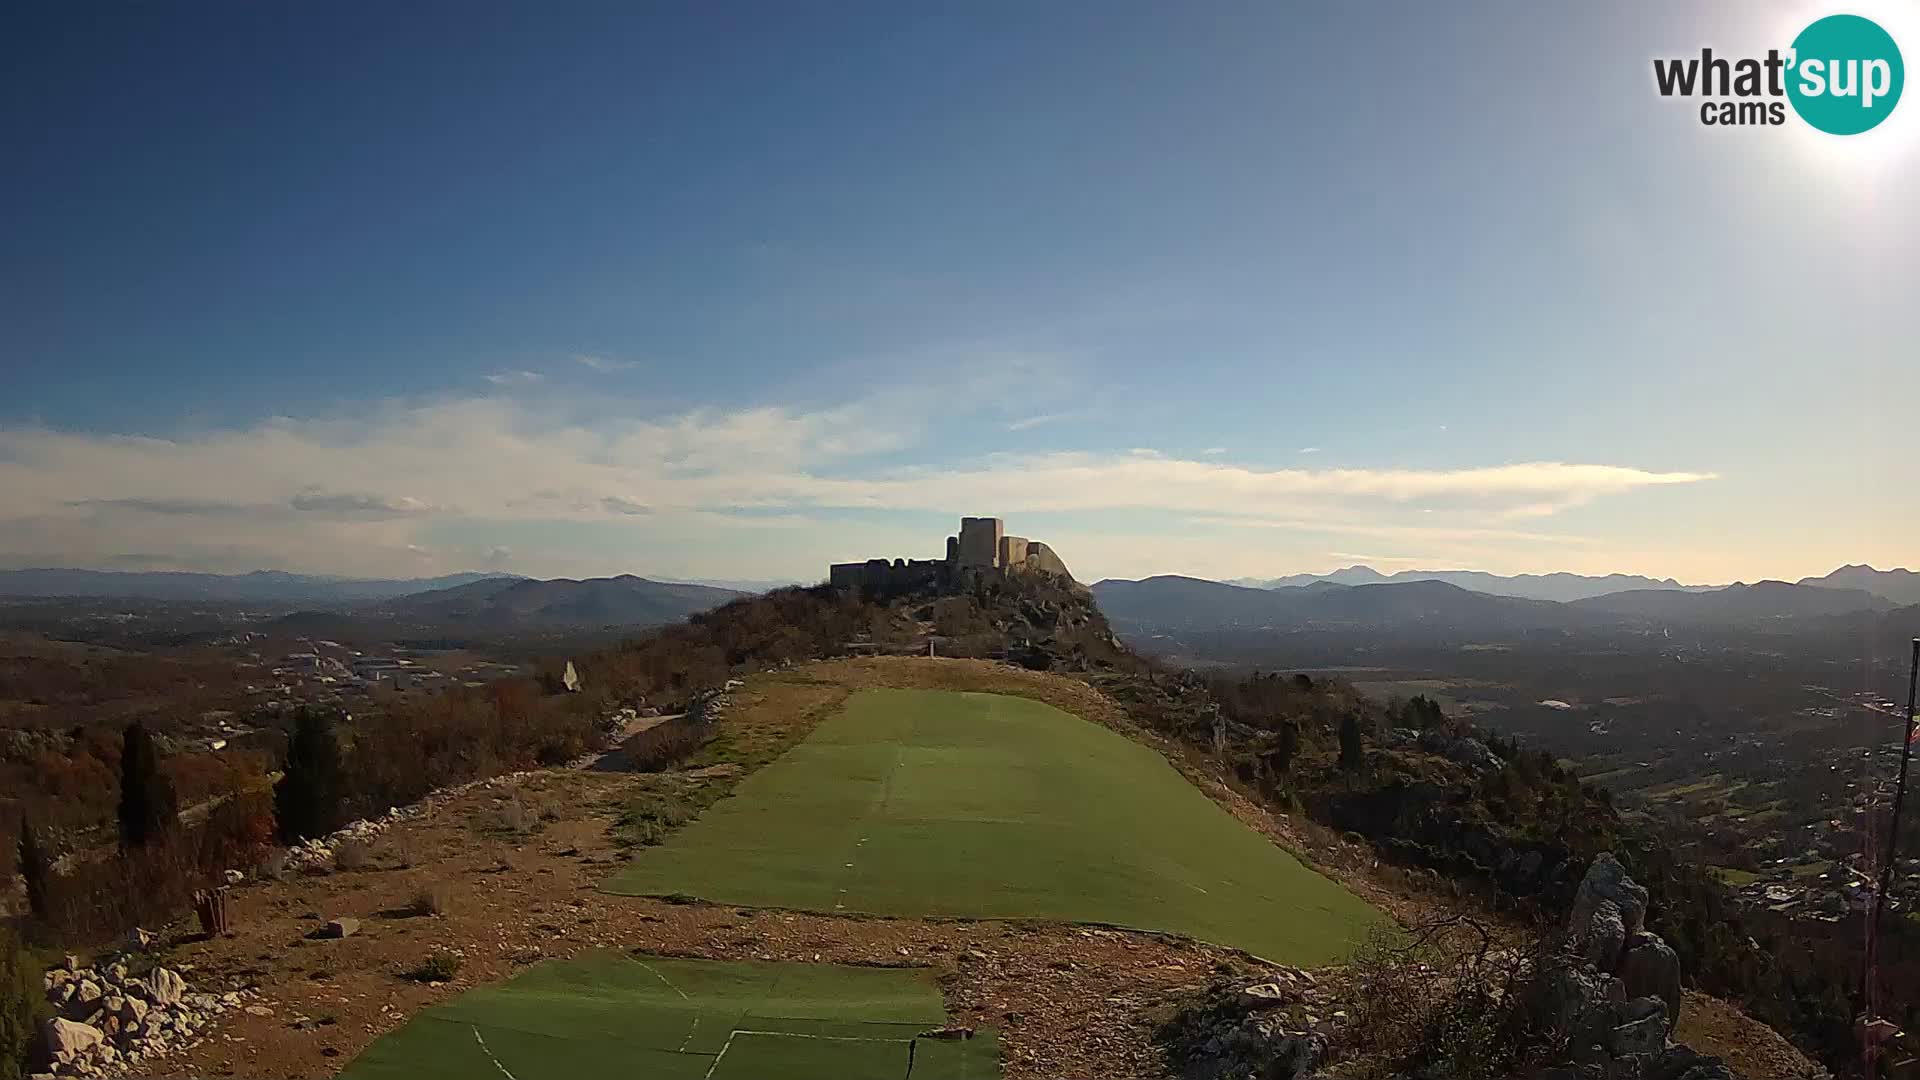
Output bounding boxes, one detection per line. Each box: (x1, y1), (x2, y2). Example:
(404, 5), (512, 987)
(607, 688), (1384, 964)
(340, 951), (998, 1080)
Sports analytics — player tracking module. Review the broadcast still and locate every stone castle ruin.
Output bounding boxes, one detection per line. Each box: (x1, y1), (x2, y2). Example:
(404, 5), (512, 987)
(829, 516), (1078, 592)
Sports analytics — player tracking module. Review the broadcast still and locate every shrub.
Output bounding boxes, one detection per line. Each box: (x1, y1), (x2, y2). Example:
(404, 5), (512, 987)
(333, 838), (372, 871)
(277, 708), (349, 843)
(1338, 917), (1545, 1080)
(613, 789), (697, 849)
(621, 717), (709, 772)
(409, 883), (453, 917)
(118, 721), (180, 850)
(406, 949), (463, 983)
(499, 794), (533, 835)
(259, 848), (291, 881)
(0, 927), (47, 1080)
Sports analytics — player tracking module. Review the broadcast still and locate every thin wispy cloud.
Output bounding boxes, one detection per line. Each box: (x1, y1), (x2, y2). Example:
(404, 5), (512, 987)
(1005, 412), (1071, 432)
(574, 354), (637, 372)
(484, 370), (544, 386)
(1298, 446), (1321, 454)
(1201, 447), (1228, 456)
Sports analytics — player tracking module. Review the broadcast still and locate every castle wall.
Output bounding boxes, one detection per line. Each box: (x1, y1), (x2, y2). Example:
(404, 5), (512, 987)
(999, 535), (1030, 568)
(1023, 541), (1073, 580)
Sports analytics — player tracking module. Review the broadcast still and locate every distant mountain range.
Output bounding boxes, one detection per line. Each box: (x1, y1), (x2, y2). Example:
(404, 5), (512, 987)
(1093, 575), (1589, 636)
(1226, 563), (1920, 606)
(1797, 564), (1920, 606)
(0, 568), (749, 631)
(1094, 570), (1909, 638)
(0, 568), (520, 605)
(366, 574), (744, 629)
(1229, 566), (1705, 603)
(1568, 580), (1894, 621)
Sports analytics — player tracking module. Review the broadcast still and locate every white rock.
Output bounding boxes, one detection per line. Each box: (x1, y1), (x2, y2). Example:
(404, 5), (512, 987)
(43, 1017), (105, 1056)
(144, 968), (186, 1006)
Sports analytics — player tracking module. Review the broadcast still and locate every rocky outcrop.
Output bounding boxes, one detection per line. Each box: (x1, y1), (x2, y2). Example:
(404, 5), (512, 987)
(1521, 854), (1734, 1080)
(39, 956), (254, 1078)
(1570, 852), (1650, 939)
(1416, 729), (1501, 772)
(1311, 780), (1584, 906)
(1157, 969), (1345, 1080)
(1619, 931), (1683, 1026)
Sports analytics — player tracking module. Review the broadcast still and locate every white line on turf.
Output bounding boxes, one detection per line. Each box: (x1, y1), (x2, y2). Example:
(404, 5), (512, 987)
(703, 1029), (915, 1078)
(628, 956), (693, 1000)
(472, 1026), (521, 1080)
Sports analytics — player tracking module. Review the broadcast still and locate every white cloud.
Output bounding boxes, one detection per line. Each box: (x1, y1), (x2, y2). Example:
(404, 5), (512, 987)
(484, 370), (544, 386)
(290, 491), (439, 515)
(0, 390), (1718, 578)
(1201, 447), (1228, 456)
(1298, 446), (1321, 454)
(573, 354), (637, 372)
(1005, 412), (1070, 432)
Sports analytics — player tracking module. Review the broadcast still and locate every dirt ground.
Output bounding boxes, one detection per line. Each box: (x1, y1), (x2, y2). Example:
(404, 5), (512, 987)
(129, 657), (1811, 1080)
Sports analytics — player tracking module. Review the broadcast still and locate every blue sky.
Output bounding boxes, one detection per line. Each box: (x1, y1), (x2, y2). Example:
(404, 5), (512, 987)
(2, 1), (1914, 584)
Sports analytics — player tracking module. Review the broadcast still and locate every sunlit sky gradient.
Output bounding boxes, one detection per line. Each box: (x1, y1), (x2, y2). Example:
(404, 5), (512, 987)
(2, 2), (1914, 585)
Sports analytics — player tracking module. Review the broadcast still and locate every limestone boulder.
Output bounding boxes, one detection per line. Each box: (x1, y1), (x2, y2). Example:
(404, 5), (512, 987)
(1619, 932), (1683, 1026)
(43, 1017), (105, 1057)
(143, 967), (187, 1006)
(1580, 898), (1629, 971)
(1570, 853), (1649, 938)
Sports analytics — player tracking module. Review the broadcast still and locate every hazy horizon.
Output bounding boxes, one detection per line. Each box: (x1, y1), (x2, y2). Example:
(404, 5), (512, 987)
(5, 3), (1914, 585)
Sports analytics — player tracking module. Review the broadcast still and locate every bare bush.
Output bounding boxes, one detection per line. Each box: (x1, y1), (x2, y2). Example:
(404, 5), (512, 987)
(1338, 915), (1547, 1080)
(621, 716), (709, 772)
(405, 948), (463, 983)
(500, 793), (533, 835)
(409, 882), (453, 918)
(333, 838), (372, 871)
(613, 788), (698, 849)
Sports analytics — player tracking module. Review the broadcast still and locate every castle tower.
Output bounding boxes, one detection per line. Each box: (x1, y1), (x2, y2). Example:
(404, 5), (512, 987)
(956, 517), (1003, 569)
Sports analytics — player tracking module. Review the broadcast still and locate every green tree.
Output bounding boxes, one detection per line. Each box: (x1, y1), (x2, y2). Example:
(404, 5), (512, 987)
(275, 707), (348, 843)
(1273, 722), (1299, 775)
(1339, 713), (1364, 773)
(0, 926), (45, 1080)
(15, 821), (49, 923)
(118, 721), (179, 849)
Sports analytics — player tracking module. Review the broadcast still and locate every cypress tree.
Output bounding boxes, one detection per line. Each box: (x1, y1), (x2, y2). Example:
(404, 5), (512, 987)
(275, 708), (348, 843)
(16, 820), (49, 923)
(118, 721), (179, 849)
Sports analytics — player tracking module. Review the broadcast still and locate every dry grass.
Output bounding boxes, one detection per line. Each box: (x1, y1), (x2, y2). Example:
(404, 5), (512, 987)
(333, 838), (373, 871)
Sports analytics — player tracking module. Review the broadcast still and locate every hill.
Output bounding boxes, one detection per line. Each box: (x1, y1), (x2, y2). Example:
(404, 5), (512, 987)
(1241, 565), (1697, 601)
(372, 574), (744, 629)
(1091, 575), (1589, 635)
(1569, 579), (1892, 622)
(0, 567), (517, 604)
(1798, 563), (1920, 605)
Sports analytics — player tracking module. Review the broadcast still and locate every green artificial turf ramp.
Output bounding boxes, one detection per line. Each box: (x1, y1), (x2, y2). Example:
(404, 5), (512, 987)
(607, 688), (1384, 964)
(338, 951), (997, 1079)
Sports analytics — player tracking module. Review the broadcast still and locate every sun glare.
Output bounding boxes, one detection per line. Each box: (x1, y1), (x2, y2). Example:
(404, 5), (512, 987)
(1776, 0), (1919, 174)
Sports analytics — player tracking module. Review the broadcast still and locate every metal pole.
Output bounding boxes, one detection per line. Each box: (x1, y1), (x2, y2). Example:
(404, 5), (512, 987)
(1869, 639), (1920, 994)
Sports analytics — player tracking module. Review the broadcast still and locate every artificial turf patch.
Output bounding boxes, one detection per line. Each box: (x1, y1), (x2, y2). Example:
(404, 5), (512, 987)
(605, 688), (1385, 964)
(338, 951), (997, 1079)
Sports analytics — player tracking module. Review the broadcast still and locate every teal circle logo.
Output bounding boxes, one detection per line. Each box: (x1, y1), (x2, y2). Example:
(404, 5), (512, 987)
(1786, 14), (1904, 134)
